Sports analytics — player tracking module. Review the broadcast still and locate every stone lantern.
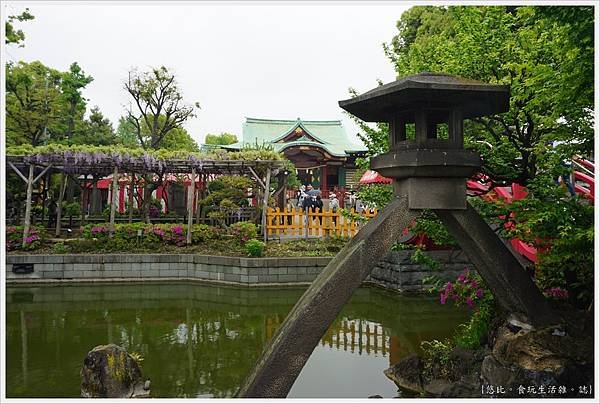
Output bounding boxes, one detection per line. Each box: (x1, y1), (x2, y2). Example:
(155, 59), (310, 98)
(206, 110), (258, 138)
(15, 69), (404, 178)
(339, 72), (509, 209)
(238, 72), (556, 399)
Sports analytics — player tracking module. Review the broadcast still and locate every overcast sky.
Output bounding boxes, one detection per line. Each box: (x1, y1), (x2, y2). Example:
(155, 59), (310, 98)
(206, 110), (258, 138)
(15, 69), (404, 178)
(4, 1), (412, 145)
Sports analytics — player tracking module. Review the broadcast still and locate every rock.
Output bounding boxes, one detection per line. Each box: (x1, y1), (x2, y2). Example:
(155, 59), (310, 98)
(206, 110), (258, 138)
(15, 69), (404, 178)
(367, 394), (383, 398)
(447, 346), (478, 378)
(81, 344), (149, 398)
(481, 322), (594, 397)
(423, 378), (474, 397)
(507, 313), (535, 333)
(493, 324), (570, 371)
(383, 354), (424, 394)
(481, 355), (521, 387)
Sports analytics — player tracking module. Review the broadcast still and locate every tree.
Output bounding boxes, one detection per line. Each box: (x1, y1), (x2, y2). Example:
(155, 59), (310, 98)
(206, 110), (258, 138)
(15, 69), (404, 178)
(115, 117), (140, 148)
(5, 61), (63, 146)
(5, 8), (34, 46)
(383, 5), (594, 185)
(115, 115), (199, 151)
(58, 62), (94, 144)
(123, 67), (199, 222)
(69, 106), (117, 146)
(124, 66), (199, 150)
(159, 126), (200, 152)
(376, 6), (595, 307)
(205, 132), (238, 146)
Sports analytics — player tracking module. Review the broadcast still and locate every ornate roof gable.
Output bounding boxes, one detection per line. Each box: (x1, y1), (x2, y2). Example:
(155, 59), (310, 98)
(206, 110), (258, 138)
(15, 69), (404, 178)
(273, 122), (327, 145)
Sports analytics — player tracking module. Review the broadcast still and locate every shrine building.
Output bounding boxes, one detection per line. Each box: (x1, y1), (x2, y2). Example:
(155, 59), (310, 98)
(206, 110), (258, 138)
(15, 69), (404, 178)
(224, 117), (367, 193)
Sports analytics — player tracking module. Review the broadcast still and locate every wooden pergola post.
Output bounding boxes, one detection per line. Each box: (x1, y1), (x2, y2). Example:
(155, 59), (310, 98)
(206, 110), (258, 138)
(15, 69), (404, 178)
(109, 166), (119, 235)
(186, 167), (196, 245)
(8, 162), (52, 248)
(195, 174), (202, 224)
(262, 169), (271, 243)
(22, 164), (35, 248)
(55, 173), (67, 237)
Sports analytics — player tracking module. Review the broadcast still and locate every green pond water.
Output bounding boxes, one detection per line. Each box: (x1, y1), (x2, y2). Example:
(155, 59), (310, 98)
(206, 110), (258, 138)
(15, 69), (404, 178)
(6, 282), (468, 398)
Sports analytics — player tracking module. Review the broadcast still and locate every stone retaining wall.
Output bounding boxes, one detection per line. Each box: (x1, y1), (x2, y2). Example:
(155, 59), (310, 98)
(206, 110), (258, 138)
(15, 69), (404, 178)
(6, 250), (473, 289)
(368, 250), (473, 292)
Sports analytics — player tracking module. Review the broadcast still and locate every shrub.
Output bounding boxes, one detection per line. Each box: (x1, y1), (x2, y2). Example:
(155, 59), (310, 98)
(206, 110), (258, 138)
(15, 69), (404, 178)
(53, 242), (68, 254)
(438, 269), (495, 349)
(6, 226), (45, 251)
(439, 268), (490, 308)
(421, 339), (453, 378)
(229, 221), (257, 244)
(79, 222), (223, 251)
(63, 202), (81, 217)
(191, 224), (217, 243)
(246, 239), (265, 257)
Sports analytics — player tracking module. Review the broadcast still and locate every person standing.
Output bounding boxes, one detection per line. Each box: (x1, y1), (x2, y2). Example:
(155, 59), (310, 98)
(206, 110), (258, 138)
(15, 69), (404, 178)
(329, 193), (340, 232)
(314, 195), (324, 226)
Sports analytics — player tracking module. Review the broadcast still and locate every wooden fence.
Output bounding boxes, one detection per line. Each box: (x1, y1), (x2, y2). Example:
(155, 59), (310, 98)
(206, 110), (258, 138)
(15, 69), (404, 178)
(266, 207), (378, 238)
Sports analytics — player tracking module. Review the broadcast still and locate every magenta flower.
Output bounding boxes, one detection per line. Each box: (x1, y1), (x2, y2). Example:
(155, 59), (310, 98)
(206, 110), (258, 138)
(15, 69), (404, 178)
(465, 297), (475, 308)
(25, 235), (40, 244)
(476, 289), (484, 299)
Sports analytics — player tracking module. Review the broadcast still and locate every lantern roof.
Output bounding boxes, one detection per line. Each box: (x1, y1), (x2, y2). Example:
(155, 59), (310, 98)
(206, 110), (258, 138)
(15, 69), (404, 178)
(339, 72), (510, 122)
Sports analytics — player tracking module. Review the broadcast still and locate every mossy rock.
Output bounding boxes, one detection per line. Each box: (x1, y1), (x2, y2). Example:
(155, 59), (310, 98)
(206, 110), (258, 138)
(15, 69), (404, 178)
(81, 344), (146, 398)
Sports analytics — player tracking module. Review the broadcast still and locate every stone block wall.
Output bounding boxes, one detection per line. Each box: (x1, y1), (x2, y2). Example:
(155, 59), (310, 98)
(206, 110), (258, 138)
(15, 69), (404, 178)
(367, 250), (473, 292)
(6, 250), (472, 290)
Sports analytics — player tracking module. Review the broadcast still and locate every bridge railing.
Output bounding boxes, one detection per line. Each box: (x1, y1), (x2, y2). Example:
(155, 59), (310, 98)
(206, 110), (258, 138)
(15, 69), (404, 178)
(266, 207), (377, 238)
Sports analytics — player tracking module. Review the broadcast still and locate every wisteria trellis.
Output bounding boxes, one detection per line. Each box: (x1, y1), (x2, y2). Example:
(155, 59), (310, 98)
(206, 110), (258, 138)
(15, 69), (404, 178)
(7, 145), (288, 248)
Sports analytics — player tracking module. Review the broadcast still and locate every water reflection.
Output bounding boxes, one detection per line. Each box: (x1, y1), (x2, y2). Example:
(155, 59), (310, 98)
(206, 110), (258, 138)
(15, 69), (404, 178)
(6, 283), (467, 398)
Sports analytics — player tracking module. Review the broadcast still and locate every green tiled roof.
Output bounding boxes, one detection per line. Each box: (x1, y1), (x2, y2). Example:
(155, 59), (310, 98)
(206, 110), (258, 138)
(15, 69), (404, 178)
(224, 117), (366, 157)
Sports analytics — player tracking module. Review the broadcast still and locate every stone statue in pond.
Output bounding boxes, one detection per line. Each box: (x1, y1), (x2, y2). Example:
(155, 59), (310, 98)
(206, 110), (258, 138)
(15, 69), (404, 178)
(81, 344), (150, 398)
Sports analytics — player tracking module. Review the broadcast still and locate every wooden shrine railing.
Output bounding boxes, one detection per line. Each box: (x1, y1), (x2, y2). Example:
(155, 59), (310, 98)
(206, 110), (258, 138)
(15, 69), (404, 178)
(266, 207), (378, 238)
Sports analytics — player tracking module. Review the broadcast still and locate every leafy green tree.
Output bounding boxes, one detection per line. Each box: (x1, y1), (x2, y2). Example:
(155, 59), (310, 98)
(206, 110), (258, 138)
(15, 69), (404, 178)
(115, 117), (140, 148)
(124, 66), (199, 150)
(70, 106), (117, 146)
(123, 67), (199, 221)
(115, 115), (199, 151)
(5, 8), (34, 46)
(5, 61), (63, 146)
(159, 126), (200, 152)
(204, 132), (238, 146)
(58, 62), (94, 144)
(375, 5), (594, 307)
(383, 5), (594, 184)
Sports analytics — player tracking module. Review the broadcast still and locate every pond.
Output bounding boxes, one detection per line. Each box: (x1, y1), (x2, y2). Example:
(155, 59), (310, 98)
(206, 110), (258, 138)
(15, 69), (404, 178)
(6, 282), (468, 398)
